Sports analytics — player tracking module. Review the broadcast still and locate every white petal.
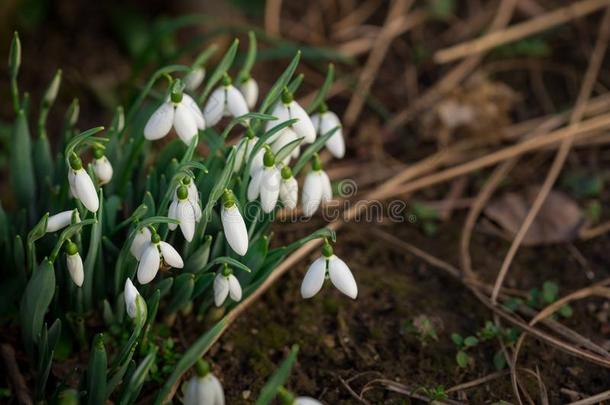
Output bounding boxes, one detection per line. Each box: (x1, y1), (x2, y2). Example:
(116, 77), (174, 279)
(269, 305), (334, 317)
(302, 172), (322, 217)
(187, 181), (199, 203)
(159, 241), (184, 268)
(260, 167), (280, 213)
(328, 256), (358, 299)
(289, 101), (316, 143)
(310, 113), (321, 132)
(168, 200), (179, 230)
(174, 102), (199, 145)
(247, 168), (264, 202)
(74, 169), (99, 212)
(295, 397), (323, 405)
(291, 144), (301, 159)
(265, 103), (290, 142)
(183, 94), (205, 129)
(271, 128), (299, 164)
(239, 78), (259, 109)
(214, 274), (229, 307)
(46, 210), (74, 233)
(221, 205), (249, 256)
(209, 375), (225, 405)
(279, 177), (298, 209)
(192, 200), (202, 222)
(184, 67), (205, 91)
(203, 88), (225, 127)
(321, 112), (345, 158)
(130, 227), (151, 260)
(227, 274), (242, 302)
(144, 102), (174, 140)
(184, 377), (201, 405)
(137, 244), (160, 284)
(92, 156), (113, 185)
(249, 148), (264, 176)
(68, 170), (77, 198)
(234, 138), (247, 173)
(301, 257), (326, 299)
(66, 253), (84, 287)
(225, 85), (249, 119)
(124, 278), (139, 319)
(320, 170), (332, 203)
(177, 200), (196, 242)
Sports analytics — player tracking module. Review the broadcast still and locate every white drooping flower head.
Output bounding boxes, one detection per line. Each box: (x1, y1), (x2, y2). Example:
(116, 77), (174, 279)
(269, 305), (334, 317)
(279, 166), (298, 210)
(234, 128), (264, 175)
(68, 153), (99, 213)
(136, 229), (184, 284)
(124, 278), (141, 319)
(184, 67), (205, 92)
(277, 386), (322, 405)
(213, 265), (243, 307)
(64, 240), (83, 287)
(239, 76), (259, 109)
(184, 360), (225, 405)
(203, 73), (249, 127)
(168, 183), (201, 242)
(265, 88), (316, 144)
(301, 239), (357, 299)
(46, 209), (79, 233)
(91, 144), (114, 185)
(220, 189), (249, 256)
(301, 153), (332, 217)
(144, 79), (205, 145)
(247, 147), (280, 213)
(310, 103), (345, 159)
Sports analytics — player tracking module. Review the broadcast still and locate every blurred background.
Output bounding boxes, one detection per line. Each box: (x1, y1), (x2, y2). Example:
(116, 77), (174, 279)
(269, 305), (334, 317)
(4, 0), (610, 403)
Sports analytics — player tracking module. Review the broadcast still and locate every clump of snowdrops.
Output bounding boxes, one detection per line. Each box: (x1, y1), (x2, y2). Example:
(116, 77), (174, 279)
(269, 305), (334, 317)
(1, 30), (357, 403)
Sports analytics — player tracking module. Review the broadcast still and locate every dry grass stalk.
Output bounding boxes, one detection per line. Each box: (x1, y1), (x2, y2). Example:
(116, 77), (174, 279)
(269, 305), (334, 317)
(434, 0), (610, 64)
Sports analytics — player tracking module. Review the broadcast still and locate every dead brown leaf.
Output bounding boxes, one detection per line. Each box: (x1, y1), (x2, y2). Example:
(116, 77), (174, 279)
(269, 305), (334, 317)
(483, 186), (586, 246)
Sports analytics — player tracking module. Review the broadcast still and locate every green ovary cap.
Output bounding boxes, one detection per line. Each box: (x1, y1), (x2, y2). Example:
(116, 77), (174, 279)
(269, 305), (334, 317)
(195, 359), (210, 377)
(322, 238), (333, 258)
(221, 73), (232, 86)
(170, 79), (185, 103)
(222, 189), (236, 208)
(281, 165), (293, 180)
(177, 185), (189, 200)
(64, 240), (78, 256)
(69, 153), (82, 170)
(263, 146), (275, 167)
(151, 232), (161, 244)
(281, 87), (293, 104)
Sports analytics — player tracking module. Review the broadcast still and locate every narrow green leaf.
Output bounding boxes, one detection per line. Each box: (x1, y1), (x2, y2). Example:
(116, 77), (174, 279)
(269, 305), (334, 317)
(202, 256), (252, 274)
(166, 273), (195, 313)
(237, 31), (257, 83)
(274, 136), (304, 164)
(255, 345), (299, 405)
(83, 190), (103, 310)
(258, 51), (300, 114)
(87, 334), (107, 405)
(307, 63), (334, 113)
(184, 235), (213, 273)
(199, 39), (240, 103)
(119, 349), (157, 405)
(10, 109), (35, 207)
(292, 126), (339, 175)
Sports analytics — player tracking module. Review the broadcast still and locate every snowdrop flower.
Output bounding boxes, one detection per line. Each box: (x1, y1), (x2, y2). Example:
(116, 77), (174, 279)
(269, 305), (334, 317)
(301, 154), (332, 217)
(64, 240), (83, 287)
(136, 230), (184, 284)
(266, 88), (315, 144)
(213, 265), (242, 307)
(184, 67), (205, 92)
(203, 73), (249, 127)
(220, 189), (248, 256)
(247, 147), (280, 213)
(277, 386), (322, 405)
(184, 360), (225, 405)
(279, 166), (298, 209)
(301, 239), (357, 299)
(234, 128), (264, 175)
(130, 227), (151, 260)
(46, 209), (79, 233)
(91, 145), (113, 185)
(168, 184), (201, 242)
(144, 79), (205, 145)
(239, 75), (259, 109)
(124, 278), (141, 319)
(310, 103), (345, 158)
(68, 153), (99, 213)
